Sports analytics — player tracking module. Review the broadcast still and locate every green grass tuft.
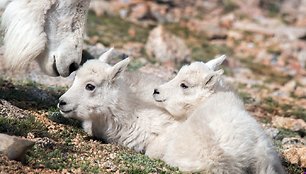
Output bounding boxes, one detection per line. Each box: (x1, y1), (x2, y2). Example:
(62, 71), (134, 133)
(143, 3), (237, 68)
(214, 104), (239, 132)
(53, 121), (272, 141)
(118, 152), (180, 174)
(0, 115), (49, 137)
(27, 144), (100, 173)
(239, 58), (292, 85)
(86, 12), (151, 47)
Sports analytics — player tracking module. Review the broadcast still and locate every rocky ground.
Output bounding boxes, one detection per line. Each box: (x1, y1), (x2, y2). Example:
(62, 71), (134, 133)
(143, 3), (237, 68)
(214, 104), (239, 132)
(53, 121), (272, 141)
(0, 0), (305, 173)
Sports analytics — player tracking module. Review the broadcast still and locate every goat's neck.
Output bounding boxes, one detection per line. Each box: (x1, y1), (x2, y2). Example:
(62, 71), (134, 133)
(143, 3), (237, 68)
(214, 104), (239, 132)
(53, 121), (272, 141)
(100, 79), (150, 152)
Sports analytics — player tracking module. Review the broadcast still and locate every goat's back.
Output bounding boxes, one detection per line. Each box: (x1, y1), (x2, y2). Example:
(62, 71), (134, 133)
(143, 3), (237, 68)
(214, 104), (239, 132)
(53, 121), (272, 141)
(190, 92), (281, 172)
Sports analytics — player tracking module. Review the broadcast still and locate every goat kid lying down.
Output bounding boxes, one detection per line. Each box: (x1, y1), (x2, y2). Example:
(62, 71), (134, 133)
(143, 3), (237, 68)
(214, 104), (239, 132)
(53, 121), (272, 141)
(153, 55), (285, 174)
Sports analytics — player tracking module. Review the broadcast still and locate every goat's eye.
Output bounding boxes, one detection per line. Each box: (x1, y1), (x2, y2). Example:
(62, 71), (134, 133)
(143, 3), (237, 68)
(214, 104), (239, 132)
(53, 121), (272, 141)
(85, 84), (95, 91)
(180, 83), (188, 89)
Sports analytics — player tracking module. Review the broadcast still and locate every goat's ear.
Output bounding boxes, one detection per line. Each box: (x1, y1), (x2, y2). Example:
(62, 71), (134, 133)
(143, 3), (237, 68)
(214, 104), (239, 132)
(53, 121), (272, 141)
(99, 47), (114, 63)
(203, 69), (224, 89)
(110, 58), (131, 81)
(206, 55), (226, 71)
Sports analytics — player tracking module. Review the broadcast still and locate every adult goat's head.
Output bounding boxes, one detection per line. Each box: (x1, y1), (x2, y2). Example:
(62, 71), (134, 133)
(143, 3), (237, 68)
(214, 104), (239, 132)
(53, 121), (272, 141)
(1, 0), (90, 77)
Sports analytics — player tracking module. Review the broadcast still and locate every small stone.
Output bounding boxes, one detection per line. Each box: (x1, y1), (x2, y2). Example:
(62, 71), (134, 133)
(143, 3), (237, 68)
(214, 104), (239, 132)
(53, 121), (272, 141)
(220, 13), (235, 28)
(129, 3), (150, 21)
(294, 86), (306, 97)
(35, 137), (56, 148)
(278, 80), (297, 97)
(282, 137), (305, 149)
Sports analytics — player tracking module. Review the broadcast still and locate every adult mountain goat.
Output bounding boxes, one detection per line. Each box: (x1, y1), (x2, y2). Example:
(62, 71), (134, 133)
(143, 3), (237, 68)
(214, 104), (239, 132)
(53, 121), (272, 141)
(1, 0), (90, 76)
(153, 56), (285, 174)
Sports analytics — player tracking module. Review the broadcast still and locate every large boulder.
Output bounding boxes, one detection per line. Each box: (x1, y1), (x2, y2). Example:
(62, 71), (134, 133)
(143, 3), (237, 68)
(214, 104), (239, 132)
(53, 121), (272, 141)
(145, 25), (190, 63)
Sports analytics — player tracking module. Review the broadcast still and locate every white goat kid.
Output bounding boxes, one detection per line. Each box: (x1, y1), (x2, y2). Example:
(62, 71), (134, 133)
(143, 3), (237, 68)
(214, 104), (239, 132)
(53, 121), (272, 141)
(153, 56), (285, 174)
(58, 49), (174, 155)
(1, 0), (90, 76)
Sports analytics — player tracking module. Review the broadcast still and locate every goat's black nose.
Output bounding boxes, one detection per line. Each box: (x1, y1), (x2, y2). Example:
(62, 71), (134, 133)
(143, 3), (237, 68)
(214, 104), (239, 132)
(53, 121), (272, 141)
(69, 62), (79, 74)
(58, 100), (67, 106)
(153, 89), (160, 95)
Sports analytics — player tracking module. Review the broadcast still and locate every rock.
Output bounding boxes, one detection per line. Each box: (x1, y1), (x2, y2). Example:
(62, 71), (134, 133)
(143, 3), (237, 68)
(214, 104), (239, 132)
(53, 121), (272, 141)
(278, 80), (297, 97)
(0, 133), (34, 161)
(282, 137), (305, 149)
(89, 0), (114, 16)
(220, 13), (235, 28)
(297, 49), (306, 69)
(277, 26), (306, 41)
(233, 20), (274, 36)
(282, 137), (306, 168)
(272, 116), (306, 131)
(233, 19), (306, 40)
(186, 19), (227, 39)
(294, 86), (306, 98)
(280, 0), (301, 16)
(280, 0), (306, 26)
(145, 25), (190, 63)
(283, 147), (306, 168)
(129, 3), (150, 21)
(35, 137), (56, 148)
(149, 2), (172, 23)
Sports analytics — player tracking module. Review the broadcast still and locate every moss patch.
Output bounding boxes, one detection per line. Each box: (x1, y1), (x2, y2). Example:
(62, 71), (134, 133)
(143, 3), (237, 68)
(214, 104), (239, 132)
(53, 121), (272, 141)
(238, 91), (255, 104)
(274, 128), (302, 141)
(239, 58), (292, 85)
(27, 143), (100, 173)
(261, 97), (306, 120)
(86, 12), (151, 47)
(117, 151), (180, 174)
(0, 115), (49, 137)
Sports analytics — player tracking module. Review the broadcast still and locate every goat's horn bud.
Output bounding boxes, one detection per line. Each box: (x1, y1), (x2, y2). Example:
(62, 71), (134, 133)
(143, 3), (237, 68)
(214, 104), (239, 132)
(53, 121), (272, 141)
(99, 47), (114, 63)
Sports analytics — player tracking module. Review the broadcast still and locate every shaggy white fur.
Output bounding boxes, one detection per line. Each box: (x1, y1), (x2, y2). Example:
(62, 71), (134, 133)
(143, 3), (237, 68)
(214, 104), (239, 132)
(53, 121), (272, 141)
(1, 0), (90, 77)
(154, 56), (285, 174)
